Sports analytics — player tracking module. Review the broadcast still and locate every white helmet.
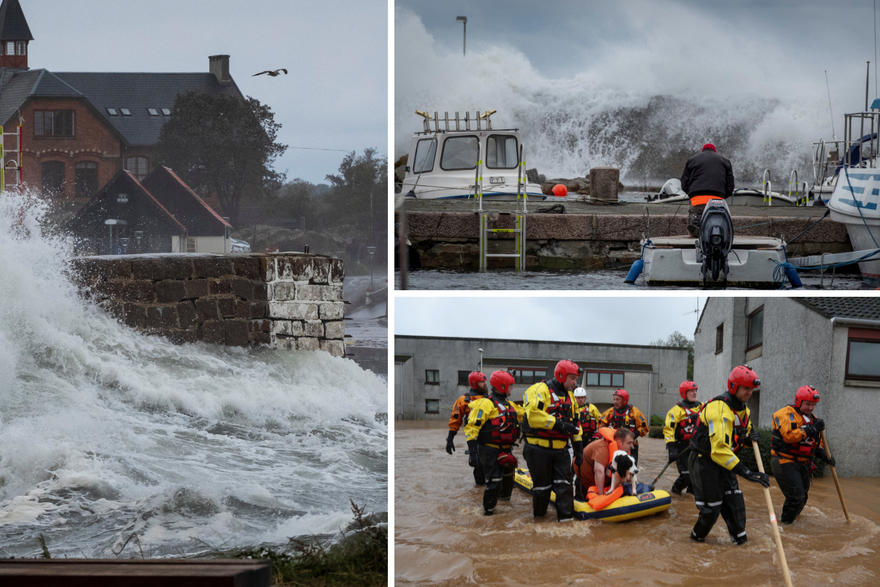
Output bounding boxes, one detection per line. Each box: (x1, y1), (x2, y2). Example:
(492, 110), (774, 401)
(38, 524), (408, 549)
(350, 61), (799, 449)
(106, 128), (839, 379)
(574, 387), (587, 398)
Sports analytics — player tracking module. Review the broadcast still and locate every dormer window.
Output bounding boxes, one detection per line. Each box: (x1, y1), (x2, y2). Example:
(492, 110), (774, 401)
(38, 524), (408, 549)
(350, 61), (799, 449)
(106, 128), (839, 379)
(120, 108), (131, 116)
(107, 108), (118, 116)
(147, 108), (158, 116)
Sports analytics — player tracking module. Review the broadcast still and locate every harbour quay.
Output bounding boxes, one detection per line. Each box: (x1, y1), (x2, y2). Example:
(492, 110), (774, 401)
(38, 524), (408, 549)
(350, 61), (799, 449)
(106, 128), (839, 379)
(397, 199), (850, 270)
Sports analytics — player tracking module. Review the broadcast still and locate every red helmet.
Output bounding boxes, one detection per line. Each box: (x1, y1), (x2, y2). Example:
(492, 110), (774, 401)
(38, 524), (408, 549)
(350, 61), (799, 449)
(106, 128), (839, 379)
(554, 360), (581, 383)
(468, 371), (487, 389)
(613, 389), (629, 404)
(794, 385), (820, 409)
(728, 365), (760, 395)
(679, 380), (698, 399)
(490, 370), (515, 396)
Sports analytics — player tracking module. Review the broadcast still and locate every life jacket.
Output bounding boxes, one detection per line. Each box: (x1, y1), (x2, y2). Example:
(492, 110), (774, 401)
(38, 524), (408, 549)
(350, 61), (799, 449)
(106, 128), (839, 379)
(690, 393), (750, 454)
(587, 484), (624, 511)
(595, 427), (620, 463)
(674, 401), (702, 443)
(771, 405), (818, 460)
(530, 382), (576, 441)
(578, 403), (599, 437)
(609, 405), (638, 433)
(476, 395), (520, 446)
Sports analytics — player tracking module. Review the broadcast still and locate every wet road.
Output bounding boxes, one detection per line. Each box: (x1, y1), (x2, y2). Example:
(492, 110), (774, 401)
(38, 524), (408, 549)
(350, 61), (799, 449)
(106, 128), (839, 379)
(395, 421), (880, 586)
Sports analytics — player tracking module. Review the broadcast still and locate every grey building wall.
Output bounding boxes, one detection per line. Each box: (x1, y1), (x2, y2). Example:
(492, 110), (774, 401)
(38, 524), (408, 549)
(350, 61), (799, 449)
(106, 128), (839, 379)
(394, 335), (688, 425)
(694, 297), (880, 477)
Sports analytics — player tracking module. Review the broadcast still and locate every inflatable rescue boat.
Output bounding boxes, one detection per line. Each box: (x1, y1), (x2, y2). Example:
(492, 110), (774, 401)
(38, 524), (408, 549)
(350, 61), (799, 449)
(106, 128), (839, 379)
(514, 467), (672, 522)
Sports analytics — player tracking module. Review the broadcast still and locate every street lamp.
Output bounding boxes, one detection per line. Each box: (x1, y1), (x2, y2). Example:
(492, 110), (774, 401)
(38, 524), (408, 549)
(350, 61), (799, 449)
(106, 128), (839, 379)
(478, 347), (483, 371)
(367, 245), (377, 295)
(456, 16), (467, 56)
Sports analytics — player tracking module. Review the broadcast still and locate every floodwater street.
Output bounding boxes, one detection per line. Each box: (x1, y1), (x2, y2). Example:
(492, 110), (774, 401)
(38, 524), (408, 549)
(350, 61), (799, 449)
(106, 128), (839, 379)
(395, 422), (880, 586)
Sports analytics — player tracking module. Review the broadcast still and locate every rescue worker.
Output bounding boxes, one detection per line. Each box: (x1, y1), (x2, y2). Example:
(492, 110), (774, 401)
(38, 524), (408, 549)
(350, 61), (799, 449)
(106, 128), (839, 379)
(574, 387), (602, 441)
(465, 370), (525, 516)
(689, 365), (768, 545)
(680, 142), (735, 237)
(576, 427), (636, 496)
(770, 385), (836, 524)
(663, 380), (703, 495)
(446, 371), (488, 485)
(523, 359), (584, 522)
(599, 389), (649, 464)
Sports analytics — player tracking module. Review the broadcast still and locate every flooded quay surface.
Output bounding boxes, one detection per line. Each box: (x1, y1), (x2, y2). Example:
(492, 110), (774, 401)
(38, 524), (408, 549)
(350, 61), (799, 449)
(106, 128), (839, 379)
(395, 421), (880, 586)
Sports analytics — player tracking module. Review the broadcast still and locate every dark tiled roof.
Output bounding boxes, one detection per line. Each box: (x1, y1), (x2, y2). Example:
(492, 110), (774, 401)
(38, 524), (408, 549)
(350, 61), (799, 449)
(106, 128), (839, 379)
(795, 297), (880, 321)
(54, 72), (243, 146)
(0, 69), (83, 125)
(141, 166), (232, 236)
(0, 0), (33, 41)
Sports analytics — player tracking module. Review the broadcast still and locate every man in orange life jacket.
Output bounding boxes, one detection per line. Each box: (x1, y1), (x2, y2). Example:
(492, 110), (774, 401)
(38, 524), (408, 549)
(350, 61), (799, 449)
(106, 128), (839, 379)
(689, 365), (768, 545)
(465, 371), (525, 516)
(680, 142), (734, 237)
(523, 360), (584, 521)
(770, 385), (835, 525)
(663, 380), (703, 495)
(599, 389), (649, 464)
(576, 427), (636, 496)
(446, 371), (488, 485)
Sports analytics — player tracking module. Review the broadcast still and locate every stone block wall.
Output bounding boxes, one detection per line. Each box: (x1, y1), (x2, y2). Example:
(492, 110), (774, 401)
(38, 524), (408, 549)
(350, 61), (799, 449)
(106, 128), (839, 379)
(71, 253), (345, 356)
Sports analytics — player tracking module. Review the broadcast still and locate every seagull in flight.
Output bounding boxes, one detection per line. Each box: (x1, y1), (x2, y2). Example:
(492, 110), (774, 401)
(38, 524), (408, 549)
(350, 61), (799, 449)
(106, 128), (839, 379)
(253, 69), (288, 77)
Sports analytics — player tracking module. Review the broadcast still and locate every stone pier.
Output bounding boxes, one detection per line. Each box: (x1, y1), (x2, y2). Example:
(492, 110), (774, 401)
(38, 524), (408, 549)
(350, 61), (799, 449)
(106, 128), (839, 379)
(72, 253), (345, 356)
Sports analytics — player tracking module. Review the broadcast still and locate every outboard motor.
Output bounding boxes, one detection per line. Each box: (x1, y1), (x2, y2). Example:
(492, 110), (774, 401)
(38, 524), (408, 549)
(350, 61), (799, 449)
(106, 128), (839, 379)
(697, 199), (733, 284)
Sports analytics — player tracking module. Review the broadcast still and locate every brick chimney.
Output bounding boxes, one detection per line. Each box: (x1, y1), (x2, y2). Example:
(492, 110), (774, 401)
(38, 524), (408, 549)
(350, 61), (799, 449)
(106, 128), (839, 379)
(209, 55), (230, 83)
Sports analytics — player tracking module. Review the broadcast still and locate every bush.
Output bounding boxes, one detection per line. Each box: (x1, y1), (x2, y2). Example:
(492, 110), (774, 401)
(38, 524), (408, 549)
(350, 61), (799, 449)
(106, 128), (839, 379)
(648, 426), (664, 439)
(650, 414), (664, 427)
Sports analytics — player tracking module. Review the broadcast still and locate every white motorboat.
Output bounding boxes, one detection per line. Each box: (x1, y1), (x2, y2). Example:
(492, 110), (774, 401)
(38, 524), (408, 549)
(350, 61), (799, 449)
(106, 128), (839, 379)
(399, 110), (545, 200)
(826, 113), (880, 286)
(646, 177), (798, 206)
(626, 200), (799, 288)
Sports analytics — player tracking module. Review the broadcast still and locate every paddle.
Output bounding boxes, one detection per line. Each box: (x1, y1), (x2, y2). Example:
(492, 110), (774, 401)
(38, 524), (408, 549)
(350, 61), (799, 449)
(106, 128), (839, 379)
(752, 439), (794, 587)
(650, 446), (690, 488)
(820, 431), (850, 522)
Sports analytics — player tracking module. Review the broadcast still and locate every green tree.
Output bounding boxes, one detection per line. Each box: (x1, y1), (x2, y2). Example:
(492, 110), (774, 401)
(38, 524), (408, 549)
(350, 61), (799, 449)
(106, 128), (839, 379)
(650, 331), (695, 380)
(155, 91), (287, 225)
(275, 178), (317, 223)
(324, 147), (387, 237)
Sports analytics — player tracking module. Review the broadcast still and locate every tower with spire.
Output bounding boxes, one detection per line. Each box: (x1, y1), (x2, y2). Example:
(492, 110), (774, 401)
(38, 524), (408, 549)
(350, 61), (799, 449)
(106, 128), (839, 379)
(0, 0), (31, 69)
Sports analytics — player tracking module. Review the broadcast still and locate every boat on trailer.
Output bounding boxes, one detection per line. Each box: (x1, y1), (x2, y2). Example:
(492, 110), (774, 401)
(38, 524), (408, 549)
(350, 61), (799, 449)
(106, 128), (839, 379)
(399, 110), (545, 200)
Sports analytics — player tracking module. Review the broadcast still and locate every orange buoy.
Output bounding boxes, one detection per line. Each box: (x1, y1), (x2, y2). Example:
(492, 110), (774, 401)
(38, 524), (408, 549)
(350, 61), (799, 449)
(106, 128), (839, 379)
(552, 184), (568, 197)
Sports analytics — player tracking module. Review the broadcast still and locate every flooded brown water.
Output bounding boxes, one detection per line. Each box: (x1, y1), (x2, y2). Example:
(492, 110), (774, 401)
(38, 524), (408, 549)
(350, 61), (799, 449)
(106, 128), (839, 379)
(395, 421), (880, 586)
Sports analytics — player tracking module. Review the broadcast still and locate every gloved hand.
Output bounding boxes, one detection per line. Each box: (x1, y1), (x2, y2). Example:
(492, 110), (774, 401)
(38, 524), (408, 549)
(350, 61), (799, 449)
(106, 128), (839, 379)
(573, 440), (584, 467)
(749, 429), (761, 443)
(802, 424), (818, 438)
(812, 419), (826, 433)
(467, 440), (479, 468)
(816, 448), (836, 467)
(667, 444), (678, 463)
(552, 419), (579, 436)
(733, 463), (770, 487)
(445, 430), (456, 455)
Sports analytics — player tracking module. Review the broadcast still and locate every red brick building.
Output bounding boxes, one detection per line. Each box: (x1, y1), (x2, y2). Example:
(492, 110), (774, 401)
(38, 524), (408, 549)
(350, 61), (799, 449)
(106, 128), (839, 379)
(0, 0), (243, 200)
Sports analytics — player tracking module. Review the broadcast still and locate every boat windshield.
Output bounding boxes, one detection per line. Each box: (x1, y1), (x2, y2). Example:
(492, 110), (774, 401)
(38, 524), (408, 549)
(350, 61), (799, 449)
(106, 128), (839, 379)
(440, 136), (479, 170)
(486, 135), (518, 169)
(413, 139), (436, 173)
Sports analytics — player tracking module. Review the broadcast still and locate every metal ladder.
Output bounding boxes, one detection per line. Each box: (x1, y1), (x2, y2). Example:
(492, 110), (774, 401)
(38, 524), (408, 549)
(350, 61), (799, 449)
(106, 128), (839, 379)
(478, 144), (528, 271)
(0, 123), (22, 192)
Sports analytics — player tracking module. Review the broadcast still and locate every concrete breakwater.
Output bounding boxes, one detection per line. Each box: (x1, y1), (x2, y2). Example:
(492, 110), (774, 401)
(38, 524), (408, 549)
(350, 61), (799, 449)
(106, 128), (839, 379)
(397, 200), (852, 270)
(72, 253), (345, 356)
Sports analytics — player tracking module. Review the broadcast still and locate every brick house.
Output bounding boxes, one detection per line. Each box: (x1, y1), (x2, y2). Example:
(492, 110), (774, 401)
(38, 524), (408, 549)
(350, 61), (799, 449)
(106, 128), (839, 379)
(0, 0), (243, 200)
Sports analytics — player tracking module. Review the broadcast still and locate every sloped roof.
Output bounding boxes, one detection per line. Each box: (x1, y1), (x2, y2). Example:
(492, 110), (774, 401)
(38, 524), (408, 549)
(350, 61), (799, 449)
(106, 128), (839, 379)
(141, 165), (232, 237)
(0, 69), (82, 125)
(0, 0), (33, 41)
(794, 297), (880, 321)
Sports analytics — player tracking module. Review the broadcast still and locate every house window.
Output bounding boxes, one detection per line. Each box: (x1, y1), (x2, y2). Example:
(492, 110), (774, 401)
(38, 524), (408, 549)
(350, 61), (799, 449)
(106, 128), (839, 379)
(509, 368), (547, 385)
(845, 328), (880, 381)
(440, 136), (478, 170)
(147, 108), (159, 116)
(585, 371), (624, 387)
(74, 162), (98, 198)
(125, 157), (148, 181)
(41, 161), (65, 197)
(425, 399), (440, 414)
(426, 370), (439, 385)
(747, 306), (764, 351)
(161, 108), (171, 116)
(186, 237), (196, 253)
(16, 41), (25, 55)
(34, 110), (75, 137)
(486, 135), (519, 169)
(107, 108), (118, 116)
(120, 108), (131, 116)
(5, 42), (12, 54)
(715, 323), (724, 354)
(412, 138), (436, 174)
(458, 370), (471, 386)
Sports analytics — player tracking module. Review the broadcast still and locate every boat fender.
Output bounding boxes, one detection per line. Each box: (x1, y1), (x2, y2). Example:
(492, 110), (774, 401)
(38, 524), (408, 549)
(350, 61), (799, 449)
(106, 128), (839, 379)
(586, 485), (624, 511)
(624, 260), (643, 284)
(784, 264), (803, 288)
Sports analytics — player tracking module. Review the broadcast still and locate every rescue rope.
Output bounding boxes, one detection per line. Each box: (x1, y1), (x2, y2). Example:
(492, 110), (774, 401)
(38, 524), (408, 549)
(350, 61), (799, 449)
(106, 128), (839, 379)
(535, 204), (566, 214)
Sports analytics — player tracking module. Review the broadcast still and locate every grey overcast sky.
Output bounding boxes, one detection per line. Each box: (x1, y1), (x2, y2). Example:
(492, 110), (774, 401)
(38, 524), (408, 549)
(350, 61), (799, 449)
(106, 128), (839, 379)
(31, 0), (386, 185)
(395, 296), (706, 346)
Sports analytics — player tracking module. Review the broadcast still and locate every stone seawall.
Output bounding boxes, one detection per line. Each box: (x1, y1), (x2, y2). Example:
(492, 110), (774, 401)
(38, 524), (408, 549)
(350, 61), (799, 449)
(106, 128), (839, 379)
(72, 253), (345, 356)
